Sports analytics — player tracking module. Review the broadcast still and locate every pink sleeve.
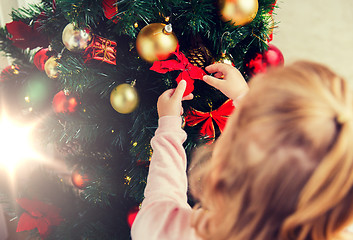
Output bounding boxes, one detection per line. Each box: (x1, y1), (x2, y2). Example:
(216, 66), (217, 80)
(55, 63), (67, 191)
(131, 116), (200, 240)
(0, 205), (8, 240)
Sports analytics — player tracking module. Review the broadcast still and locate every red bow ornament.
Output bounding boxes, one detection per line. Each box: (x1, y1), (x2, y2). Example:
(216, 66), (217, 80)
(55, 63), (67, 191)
(150, 46), (207, 97)
(6, 12), (49, 49)
(185, 99), (235, 140)
(16, 198), (64, 239)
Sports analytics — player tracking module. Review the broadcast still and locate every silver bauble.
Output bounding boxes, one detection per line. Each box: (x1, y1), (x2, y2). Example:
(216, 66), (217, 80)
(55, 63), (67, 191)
(62, 23), (93, 52)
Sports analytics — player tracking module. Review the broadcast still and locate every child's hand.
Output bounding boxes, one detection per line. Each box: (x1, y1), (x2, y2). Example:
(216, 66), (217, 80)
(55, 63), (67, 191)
(203, 63), (249, 101)
(157, 80), (194, 118)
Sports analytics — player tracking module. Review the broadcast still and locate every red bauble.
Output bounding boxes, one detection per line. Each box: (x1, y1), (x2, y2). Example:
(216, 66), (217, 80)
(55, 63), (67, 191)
(34, 48), (50, 71)
(71, 168), (90, 189)
(127, 206), (139, 228)
(245, 44), (284, 77)
(52, 90), (80, 113)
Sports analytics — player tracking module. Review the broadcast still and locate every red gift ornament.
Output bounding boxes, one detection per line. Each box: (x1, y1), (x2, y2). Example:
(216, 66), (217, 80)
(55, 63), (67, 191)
(150, 46), (207, 97)
(102, 0), (119, 23)
(185, 99), (235, 140)
(245, 44), (284, 77)
(52, 90), (80, 114)
(16, 198), (63, 239)
(83, 35), (117, 65)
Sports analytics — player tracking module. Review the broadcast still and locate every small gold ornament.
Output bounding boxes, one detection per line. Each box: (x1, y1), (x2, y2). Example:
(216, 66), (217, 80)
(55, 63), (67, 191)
(215, 52), (235, 66)
(62, 23), (93, 52)
(110, 83), (139, 114)
(219, 0), (258, 26)
(44, 56), (60, 79)
(136, 23), (178, 63)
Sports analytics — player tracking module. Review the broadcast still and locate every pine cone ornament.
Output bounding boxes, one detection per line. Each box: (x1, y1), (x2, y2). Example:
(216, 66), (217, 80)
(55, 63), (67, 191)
(185, 46), (214, 69)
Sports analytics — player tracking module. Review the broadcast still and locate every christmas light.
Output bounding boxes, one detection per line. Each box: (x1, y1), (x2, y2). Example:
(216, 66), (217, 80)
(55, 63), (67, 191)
(0, 113), (40, 172)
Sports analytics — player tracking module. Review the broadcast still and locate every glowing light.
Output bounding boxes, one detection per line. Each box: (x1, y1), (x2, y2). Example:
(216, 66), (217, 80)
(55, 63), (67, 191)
(0, 114), (40, 172)
(125, 176), (132, 185)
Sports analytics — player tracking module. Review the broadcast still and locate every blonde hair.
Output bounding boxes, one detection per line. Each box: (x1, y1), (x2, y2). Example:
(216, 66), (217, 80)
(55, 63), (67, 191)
(189, 61), (353, 240)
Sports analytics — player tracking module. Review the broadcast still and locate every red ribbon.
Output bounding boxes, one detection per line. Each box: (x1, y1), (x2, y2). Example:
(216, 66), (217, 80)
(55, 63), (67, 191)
(150, 46), (207, 97)
(83, 35), (117, 65)
(102, 0), (119, 23)
(185, 99), (235, 140)
(16, 198), (63, 239)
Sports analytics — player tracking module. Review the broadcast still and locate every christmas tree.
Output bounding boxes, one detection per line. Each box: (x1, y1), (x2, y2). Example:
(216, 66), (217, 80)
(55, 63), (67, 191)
(0, 0), (282, 239)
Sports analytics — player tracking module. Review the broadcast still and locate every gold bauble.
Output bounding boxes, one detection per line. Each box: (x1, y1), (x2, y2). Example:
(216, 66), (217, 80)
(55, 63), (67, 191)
(136, 23), (178, 63)
(110, 83), (139, 114)
(219, 0), (259, 26)
(44, 56), (60, 79)
(62, 23), (93, 52)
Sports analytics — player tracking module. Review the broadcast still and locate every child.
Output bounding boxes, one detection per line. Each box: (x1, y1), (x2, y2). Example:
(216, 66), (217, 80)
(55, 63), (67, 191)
(131, 61), (353, 240)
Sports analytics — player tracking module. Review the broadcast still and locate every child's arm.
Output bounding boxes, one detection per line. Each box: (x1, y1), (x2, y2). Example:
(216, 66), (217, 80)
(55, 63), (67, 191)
(203, 63), (249, 105)
(131, 81), (200, 240)
(0, 205), (8, 240)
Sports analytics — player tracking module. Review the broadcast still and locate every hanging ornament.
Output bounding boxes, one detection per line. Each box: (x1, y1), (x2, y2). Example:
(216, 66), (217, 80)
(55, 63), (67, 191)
(71, 168), (90, 189)
(185, 46), (214, 69)
(16, 198), (63, 239)
(244, 44), (284, 77)
(185, 99), (235, 141)
(44, 56), (60, 79)
(150, 46), (206, 97)
(62, 23), (93, 52)
(214, 52), (235, 66)
(52, 90), (80, 114)
(127, 206), (140, 228)
(83, 35), (117, 65)
(34, 48), (51, 71)
(110, 82), (139, 114)
(136, 23), (178, 63)
(218, 0), (258, 26)
(102, 0), (119, 23)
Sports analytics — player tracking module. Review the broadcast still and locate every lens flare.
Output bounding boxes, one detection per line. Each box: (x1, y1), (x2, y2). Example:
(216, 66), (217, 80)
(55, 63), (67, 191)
(0, 114), (40, 172)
